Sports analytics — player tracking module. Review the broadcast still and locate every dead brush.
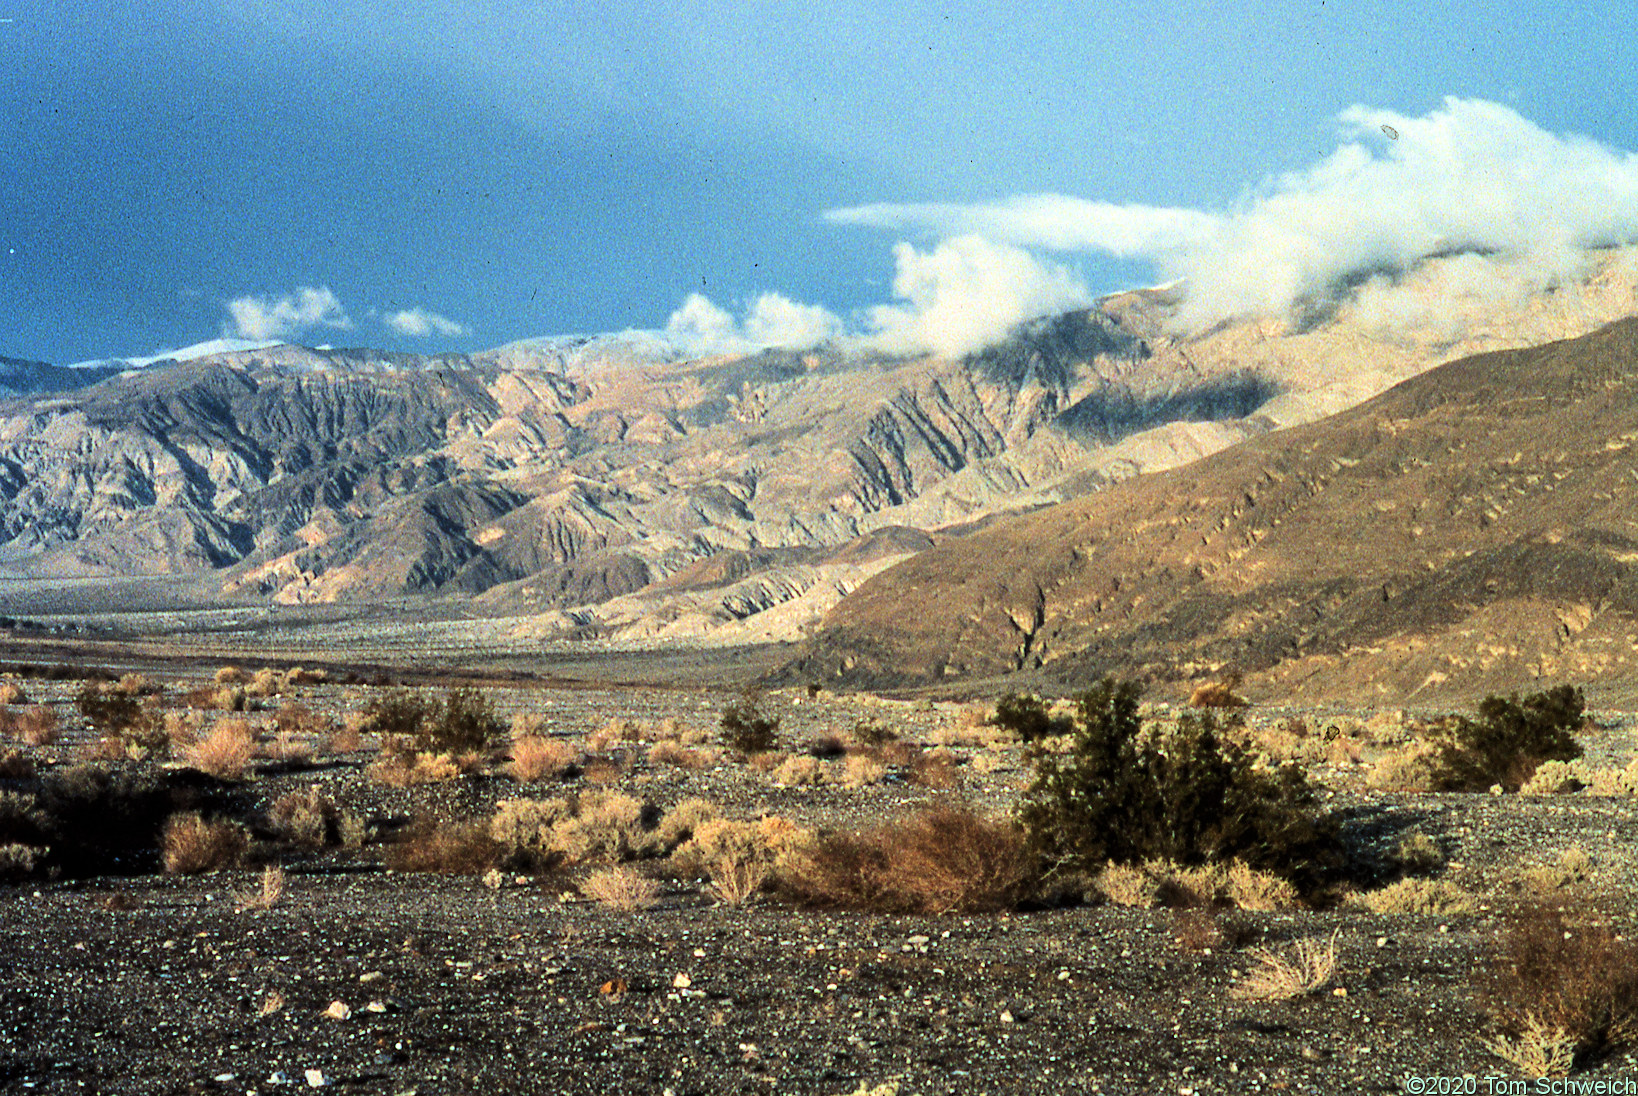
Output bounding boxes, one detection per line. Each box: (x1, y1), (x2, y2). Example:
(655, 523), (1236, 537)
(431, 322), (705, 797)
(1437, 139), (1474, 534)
(509, 735), (577, 781)
(368, 737), (463, 786)
(647, 740), (717, 770)
(162, 813), (248, 874)
(267, 788), (340, 848)
(0, 681), (27, 705)
(384, 816), (501, 874)
(180, 718), (257, 781)
(13, 706), (59, 747)
(1231, 932), (1340, 1000)
(233, 863), (287, 912)
(1481, 906), (1638, 1067)
(579, 865), (662, 911)
(780, 803), (1032, 915)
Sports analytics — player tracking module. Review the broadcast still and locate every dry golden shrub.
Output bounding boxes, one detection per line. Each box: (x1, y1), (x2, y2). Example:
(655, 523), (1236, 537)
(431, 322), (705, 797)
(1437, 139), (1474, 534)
(747, 750), (788, 774)
(509, 735), (576, 782)
(1390, 831), (1446, 876)
(368, 740), (461, 787)
(586, 718), (644, 753)
(553, 791), (663, 863)
(284, 667), (326, 686)
(214, 666), (247, 684)
(771, 755), (828, 787)
(780, 804), (1031, 915)
(268, 787), (338, 848)
(1232, 933), (1339, 1000)
(1588, 759), (1638, 797)
(162, 813), (247, 874)
(246, 668), (283, 698)
(1482, 906), (1638, 1067)
(670, 815), (809, 878)
(1225, 860), (1301, 911)
(1354, 877), (1474, 915)
(1520, 847), (1594, 895)
(1367, 741), (1445, 791)
(114, 673), (154, 697)
(1188, 679), (1246, 709)
(488, 797), (572, 866)
(384, 817), (500, 874)
(842, 754), (887, 787)
(181, 718), (256, 780)
(657, 797), (720, 848)
(324, 721), (363, 755)
(233, 863), (286, 912)
(1097, 861), (1160, 907)
(0, 681), (27, 705)
(652, 717), (686, 742)
(580, 865), (662, 911)
(910, 748), (961, 789)
(16, 706), (59, 747)
(647, 740), (716, 770)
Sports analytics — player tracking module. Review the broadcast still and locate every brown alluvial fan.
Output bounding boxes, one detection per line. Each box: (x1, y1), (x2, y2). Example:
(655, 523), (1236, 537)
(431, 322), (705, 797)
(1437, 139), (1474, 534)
(0, 249), (1634, 655)
(785, 316), (1638, 703)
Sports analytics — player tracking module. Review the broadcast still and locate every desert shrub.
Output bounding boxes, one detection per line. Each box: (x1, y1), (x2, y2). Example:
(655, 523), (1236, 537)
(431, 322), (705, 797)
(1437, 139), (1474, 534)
(771, 755), (828, 787)
(808, 733), (848, 759)
(1367, 740), (1444, 791)
(0, 749), (31, 779)
(428, 688), (507, 754)
(656, 797), (720, 848)
(114, 673), (155, 697)
(720, 691), (779, 755)
(1481, 907), (1638, 1069)
(1587, 759), (1638, 797)
(76, 683), (167, 759)
(510, 735), (577, 781)
(213, 666), (247, 685)
(0, 842), (44, 882)
(586, 717), (645, 752)
(1018, 678), (1341, 892)
(267, 788), (344, 848)
(780, 803), (1032, 915)
(552, 791), (664, 863)
(1389, 831), (1446, 876)
(1094, 858), (1297, 910)
(362, 690), (432, 739)
(245, 668), (283, 698)
(384, 816), (501, 874)
(367, 739), (464, 787)
(1485, 1017), (1578, 1080)
(1431, 686), (1586, 792)
(580, 865), (661, 911)
(1231, 933), (1339, 1000)
(0, 681), (27, 705)
(1188, 677), (1247, 709)
(990, 693), (1072, 743)
(670, 815), (809, 880)
(233, 863), (286, 912)
(273, 702), (322, 737)
(489, 797), (573, 869)
(909, 748), (960, 789)
(843, 753), (888, 787)
(28, 767), (196, 875)
(647, 740), (714, 770)
(13, 706), (59, 747)
(181, 718), (256, 780)
(850, 719), (898, 748)
(1354, 877), (1474, 915)
(1520, 847), (1594, 895)
(162, 813), (247, 874)
(1521, 759), (1588, 795)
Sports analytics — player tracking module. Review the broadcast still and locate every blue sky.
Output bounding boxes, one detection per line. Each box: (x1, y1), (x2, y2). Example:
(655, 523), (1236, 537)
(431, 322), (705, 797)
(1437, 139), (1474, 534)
(4, 1), (1637, 364)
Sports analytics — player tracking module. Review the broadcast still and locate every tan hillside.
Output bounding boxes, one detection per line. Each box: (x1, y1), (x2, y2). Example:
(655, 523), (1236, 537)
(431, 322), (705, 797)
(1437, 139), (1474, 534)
(783, 317), (1638, 703)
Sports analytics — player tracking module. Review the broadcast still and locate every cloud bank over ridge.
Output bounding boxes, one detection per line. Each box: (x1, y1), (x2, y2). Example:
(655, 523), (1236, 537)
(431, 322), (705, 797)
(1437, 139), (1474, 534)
(672, 98), (1638, 358)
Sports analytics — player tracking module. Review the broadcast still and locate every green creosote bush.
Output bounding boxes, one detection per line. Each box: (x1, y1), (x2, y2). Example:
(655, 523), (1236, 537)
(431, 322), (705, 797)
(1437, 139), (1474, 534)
(720, 691), (780, 756)
(365, 687), (507, 756)
(1017, 677), (1342, 894)
(75, 682), (167, 759)
(1432, 685), (1586, 793)
(990, 693), (1073, 743)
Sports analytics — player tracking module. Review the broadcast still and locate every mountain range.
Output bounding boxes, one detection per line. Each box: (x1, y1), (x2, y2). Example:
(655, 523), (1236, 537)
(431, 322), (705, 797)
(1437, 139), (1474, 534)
(3, 248), (1637, 699)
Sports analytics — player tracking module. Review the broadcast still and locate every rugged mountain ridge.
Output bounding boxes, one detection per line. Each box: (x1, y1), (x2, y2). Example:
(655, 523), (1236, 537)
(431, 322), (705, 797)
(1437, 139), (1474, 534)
(3, 247), (1636, 649)
(784, 317), (1638, 702)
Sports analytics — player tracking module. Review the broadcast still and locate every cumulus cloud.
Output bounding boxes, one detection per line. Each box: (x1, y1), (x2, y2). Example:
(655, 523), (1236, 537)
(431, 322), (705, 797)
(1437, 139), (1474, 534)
(223, 286), (353, 341)
(664, 292), (844, 356)
(827, 98), (1638, 336)
(863, 235), (1093, 357)
(382, 306), (469, 338)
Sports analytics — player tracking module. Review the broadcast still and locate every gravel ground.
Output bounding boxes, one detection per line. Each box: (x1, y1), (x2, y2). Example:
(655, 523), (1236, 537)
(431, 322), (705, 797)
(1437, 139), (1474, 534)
(2, 668), (1637, 1095)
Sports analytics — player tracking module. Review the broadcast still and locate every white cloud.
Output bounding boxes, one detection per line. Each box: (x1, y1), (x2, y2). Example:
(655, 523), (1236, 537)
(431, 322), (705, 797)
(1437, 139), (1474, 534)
(862, 235), (1093, 358)
(827, 98), (1638, 336)
(382, 306), (469, 338)
(664, 291), (844, 356)
(223, 286), (353, 341)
